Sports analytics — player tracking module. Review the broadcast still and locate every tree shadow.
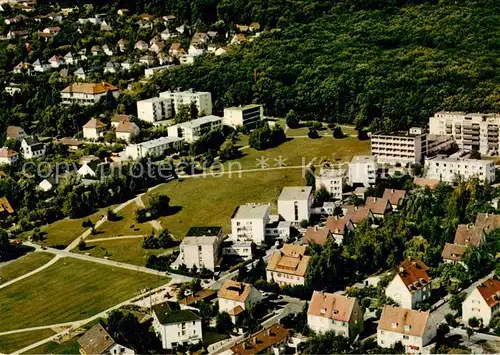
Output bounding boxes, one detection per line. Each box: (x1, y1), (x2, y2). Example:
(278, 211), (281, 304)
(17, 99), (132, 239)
(165, 206), (182, 216)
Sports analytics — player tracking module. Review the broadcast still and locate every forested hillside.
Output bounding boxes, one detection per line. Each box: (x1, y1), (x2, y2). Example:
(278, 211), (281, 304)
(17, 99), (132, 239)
(34, 0), (500, 129)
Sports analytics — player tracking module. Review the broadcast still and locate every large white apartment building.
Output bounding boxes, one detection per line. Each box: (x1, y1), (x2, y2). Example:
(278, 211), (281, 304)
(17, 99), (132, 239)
(137, 97), (173, 123)
(60, 82), (119, 106)
(349, 155), (377, 186)
(424, 156), (495, 183)
(371, 128), (427, 166)
(307, 291), (364, 339)
(173, 227), (223, 271)
(231, 203), (270, 245)
(463, 278), (500, 327)
(315, 167), (346, 200)
(223, 104), (264, 128)
(429, 111), (500, 155)
(125, 136), (183, 160)
(377, 306), (436, 353)
(167, 115), (222, 142)
(159, 89), (213, 115)
(277, 186), (313, 223)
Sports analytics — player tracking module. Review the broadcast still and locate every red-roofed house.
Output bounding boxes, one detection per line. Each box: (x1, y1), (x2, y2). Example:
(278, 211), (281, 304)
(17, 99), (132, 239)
(364, 197), (392, 219)
(385, 259), (431, 309)
(304, 216), (354, 245)
(83, 118), (106, 140)
(463, 278), (500, 326)
(307, 291), (364, 338)
(0, 147), (18, 165)
(218, 280), (262, 323)
(382, 188), (408, 210)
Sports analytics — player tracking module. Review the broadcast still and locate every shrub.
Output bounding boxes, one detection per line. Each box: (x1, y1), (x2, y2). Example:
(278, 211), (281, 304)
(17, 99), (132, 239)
(468, 317), (480, 328)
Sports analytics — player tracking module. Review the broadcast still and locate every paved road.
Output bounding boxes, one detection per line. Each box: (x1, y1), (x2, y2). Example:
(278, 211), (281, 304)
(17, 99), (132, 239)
(0, 255), (61, 290)
(86, 235), (147, 243)
(450, 327), (500, 342)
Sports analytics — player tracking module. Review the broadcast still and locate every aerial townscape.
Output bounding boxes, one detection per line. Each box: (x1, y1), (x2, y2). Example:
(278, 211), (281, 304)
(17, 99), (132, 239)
(3, 0), (500, 354)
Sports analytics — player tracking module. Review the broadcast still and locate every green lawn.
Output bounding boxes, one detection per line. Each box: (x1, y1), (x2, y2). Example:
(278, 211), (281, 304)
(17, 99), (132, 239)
(89, 203), (154, 240)
(0, 258), (168, 332)
(219, 136), (369, 171)
(144, 169), (306, 238)
(0, 252), (54, 284)
(73, 238), (174, 266)
(0, 329), (55, 354)
(23, 337), (80, 355)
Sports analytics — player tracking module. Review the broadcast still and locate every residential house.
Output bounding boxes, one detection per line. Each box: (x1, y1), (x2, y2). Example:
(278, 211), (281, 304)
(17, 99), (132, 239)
(315, 167), (347, 200)
(32, 59), (49, 72)
(152, 301), (203, 350)
(371, 128), (427, 166)
(173, 226), (224, 271)
(383, 189), (408, 210)
(161, 28), (176, 41)
(191, 32), (209, 45)
(83, 118), (106, 140)
(231, 203), (270, 245)
(43, 26), (61, 35)
(363, 197), (392, 219)
(77, 159), (110, 178)
(304, 216), (354, 245)
(249, 22), (261, 31)
(137, 97), (172, 123)
(91, 45), (102, 56)
(424, 156), (496, 183)
(117, 8), (130, 16)
(61, 82), (120, 106)
(168, 42), (185, 56)
(145, 64), (174, 78)
(215, 47), (231, 56)
(266, 244), (310, 286)
(13, 62), (31, 74)
(230, 34), (247, 45)
(139, 55), (155, 67)
(78, 48), (88, 61)
(385, 259), (432, 309)
(377, 306), (436, 353)
(39, 177), (58, 192)
(344, 205), (375, 226)
(463, 277), (500, 327)
(6, 126), (26, 140)
(222, 240), (254, 260)
(475, 212), (500, 232)
(176, 24), (187, 34)
(64, 52), (76, 65)
(167, 115), (223, 143)
(226, 324), (290, 355)
(160, 89), (213, 115)
(236, 24), (249, 32)
(102, 44), (113, 56)
(58, 138), (84, 151)
(441, 243), (468, 264)
(218, 280), (263, 323)
(100, 20), (112, 32)
(348, 155), (377, 187)
(48, 55), (63, 68)
(163, 14), (176, 23)
(117, 39), (130, 52)
(135, 40), (149, 51)
(21, 137), (46, 159)
(115, 122), (139, 142)
(0, 147), (18, 165)
(121, 60), (133, 71)
(150, 40), (165, 53)
(223, 104), (263, 128)
(78, 323), (135, 355)
(125, 136), (183, 160)
(277, 186), (313, 223)
(110, 114), (131, 127)
(207, 31), (218, 40)
(7, 30), (27, 39)
(307, 291), (364, 338)
(103, 62), (119, 74)
(74, 67), (86, 80)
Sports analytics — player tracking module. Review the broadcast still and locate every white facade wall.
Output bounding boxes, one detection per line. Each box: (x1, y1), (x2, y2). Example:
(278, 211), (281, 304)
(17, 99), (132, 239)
(385, 275), (431, 310)
(159, 90), (213, 115)
(21, 140), (46, 159)
(223, 105), (264, 128)
(277, 196), (313, 223)
(231, 212), (268, 245)
(61, 91), (111, 105)
(83, 127), (103, 140)
(107, 343), (135, 355)
(462, 288), (499, 326)
(266, 270), (305, 286)
(178, 239), (221, 271)
(349, 156), (377, 186)
(137, 97), (173, 123)
(377, 328), (431, 353)
(307, 315), (350, 337)
(167, 116), (222, 143)
(153, 316), (203, 349)
(424, 157), (495, 183)
(371, 133), (426, 166)
(218, 288), (262, 314)
(125, 137), (183, 160)
(315, 170), (346, 200)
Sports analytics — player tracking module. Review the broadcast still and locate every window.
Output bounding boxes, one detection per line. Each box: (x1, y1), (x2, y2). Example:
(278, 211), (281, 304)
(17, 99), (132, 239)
(403, 335), (409, 340)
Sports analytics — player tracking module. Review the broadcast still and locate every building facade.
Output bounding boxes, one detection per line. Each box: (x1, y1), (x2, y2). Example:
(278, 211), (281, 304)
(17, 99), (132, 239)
(315, 167), (346, 200)
(167, 115), (222, 142)
(348, 155), (377, 186)
(61, 82), (119, 106)
(371, 128), (427, 166)
(218, 280), (262, 322)
(223, 104), (264, 128)
(125, 136), (183, 160)
(175, 227), (223, 271)
(463, 278), (500, 327)
(424, 156), (495, 183)
(231, 203), (270, 245)
(277, 186), (313, 223)
(137, 97), (173, 123)
(266, 244), (310, 286)
(159, 89), (212, 115)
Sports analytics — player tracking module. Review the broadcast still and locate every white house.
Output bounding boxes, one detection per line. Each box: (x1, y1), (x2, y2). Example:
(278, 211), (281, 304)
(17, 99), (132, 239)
(377, 306), (436, 353)
(424, 156), (495, 183)
(218, 280), (262, 323)
(61, 82), (119, 106)
(221, 240), (253, 260)
(83, 118), (106, 140)
(349, 155), (377, 187)
(21, 137), (46, 159)
(315, 167), (346, 200)
(385, 259), (431, 310)
(167, 115), (223, 143)
(266, 244), (310, 286)
(277, 186), (313, 223)
(152, 301), (203, 350)
(159, 89), (213, 116)
(78, 323), (135, 355)
(135, 40), (149, 51)
(64, 52), (77, 65)
(144, 65), (175, 78)
(74, 67), (86, 80)
(307, 291), (364, 338)
(77, 159), (110, 178)
(137, 97), (173, 123)
(125, 136), (183, 160)
(0, 147), (18, 165)
(463, 278), (500, 327)
(115, 122), (140, 142)
(32, 59), (49, 72)
(139, 55), (155, 67)
(39, 177), (58, 192)
(48, 55), (63, 68)
(223, 104), (264, 128)
(173, 226), (223, 271)
(231, 203), (270, 245)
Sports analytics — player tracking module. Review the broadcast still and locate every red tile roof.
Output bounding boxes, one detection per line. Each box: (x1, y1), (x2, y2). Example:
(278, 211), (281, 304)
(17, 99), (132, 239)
(441, 243), (468, 262)
(477, 278), (500, 308)
(230, 324), (290, 355)
(396, 259), (430, 293)
(378, 306), (430, 338)
(364, 197), (392, 215)
(382, 188), (407, 206)
(454, 224), (484, 247)
(308, 291), (358, 322)
(304, 216), (350, 245)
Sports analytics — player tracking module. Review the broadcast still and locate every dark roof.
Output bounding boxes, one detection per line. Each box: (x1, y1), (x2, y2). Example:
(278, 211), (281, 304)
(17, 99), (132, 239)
(186, 226), (222, 237)
(78, 323), (115, 354)
(178, 289), (217, 306)
(23, 136), (45, 150)
(152, 301), (201, 324)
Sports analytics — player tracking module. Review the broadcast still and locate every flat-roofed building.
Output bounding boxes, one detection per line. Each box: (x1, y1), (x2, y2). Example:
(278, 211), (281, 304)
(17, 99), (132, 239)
(125, 136), (183, 160)
(223, 104), (264, 128)
(173, 226), (223, 271)
(231, 203), (270, 245)
(349, 155), (377, 186)
(159, 89), (212, 115)
(167, 115), (222, 142)
(137, 97), (173, 123)
(277, 186), (313, 223)
(424, 156), (495, 183)
(371, 128), (427, 166)
(315, 167), (346, 200)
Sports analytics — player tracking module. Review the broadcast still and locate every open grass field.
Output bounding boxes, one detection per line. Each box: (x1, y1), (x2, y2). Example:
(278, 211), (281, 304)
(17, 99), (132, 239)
(144, 169), (305, 237)
(89, 203), (154, 240)
(73, 238), (174, 266)
(0, 252), (54, 284)
(0, 258), (168, 332)
(219, 136), (369, 171)
(0, 329), (56, 354)
(23, 338), (80, 355)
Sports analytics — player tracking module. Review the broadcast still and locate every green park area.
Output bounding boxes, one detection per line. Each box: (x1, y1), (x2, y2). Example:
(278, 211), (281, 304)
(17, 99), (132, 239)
(0, 258), (167, 332)
(0, 252), (54, 284)
(73, 237), (174, 266)
(0, 329), (56, 354)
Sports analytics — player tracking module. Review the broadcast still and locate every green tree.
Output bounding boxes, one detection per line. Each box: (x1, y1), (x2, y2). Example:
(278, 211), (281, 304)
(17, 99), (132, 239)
(285, 109), (299, 128)
(174, 104), (191, 124)
(216, 312), (233, 332)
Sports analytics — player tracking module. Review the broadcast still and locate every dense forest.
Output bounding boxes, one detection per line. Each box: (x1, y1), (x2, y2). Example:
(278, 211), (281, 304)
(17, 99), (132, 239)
(10, 0), (500, 132)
